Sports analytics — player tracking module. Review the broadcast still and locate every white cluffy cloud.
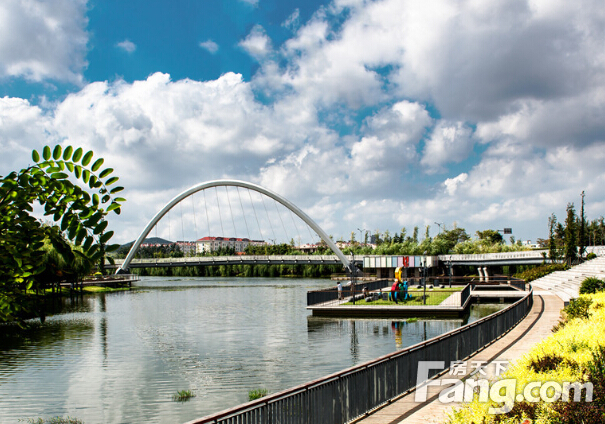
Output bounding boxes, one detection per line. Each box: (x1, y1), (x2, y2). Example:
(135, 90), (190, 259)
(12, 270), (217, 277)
(239, 25), (273, 59)
(0, 0), (88, 84)
(199, 40), (219, 54)
(116, 40), (137, 53)
(421, 122), (474, 174)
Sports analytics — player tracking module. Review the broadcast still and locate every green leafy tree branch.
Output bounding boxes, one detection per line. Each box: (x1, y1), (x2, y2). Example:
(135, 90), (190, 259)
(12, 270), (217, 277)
(0, 145), (125, 325)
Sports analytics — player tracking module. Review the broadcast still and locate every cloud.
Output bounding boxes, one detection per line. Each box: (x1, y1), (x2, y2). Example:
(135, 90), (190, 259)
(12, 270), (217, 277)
(282, 8), (300, 31)
(0, 0), (88, 84)
(239, 25), (272, 60)
(349, 101), (431, 184)
(1, 0), (605, 246)
(199, 40), (219, 54)
(0, 96), (54, 170)
(421, 122), (474, 174)
(116, 40), (136, 53)
(51, 72), (291, 190)
(443, 173), (468, 197)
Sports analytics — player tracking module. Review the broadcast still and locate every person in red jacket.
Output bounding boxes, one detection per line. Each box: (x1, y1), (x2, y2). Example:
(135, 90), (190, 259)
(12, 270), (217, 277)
(391, 280), (400, 304)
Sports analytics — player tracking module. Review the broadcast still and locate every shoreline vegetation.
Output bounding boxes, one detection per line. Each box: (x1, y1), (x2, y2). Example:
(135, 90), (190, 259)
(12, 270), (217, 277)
(130, 263), (343, 278)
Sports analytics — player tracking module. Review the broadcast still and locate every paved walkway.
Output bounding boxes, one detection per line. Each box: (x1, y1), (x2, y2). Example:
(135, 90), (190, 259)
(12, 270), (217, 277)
(352, 291), (564, 424)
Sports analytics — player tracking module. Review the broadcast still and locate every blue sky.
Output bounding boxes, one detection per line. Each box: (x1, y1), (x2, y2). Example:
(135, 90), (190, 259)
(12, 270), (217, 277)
(1, 0), (604, 246)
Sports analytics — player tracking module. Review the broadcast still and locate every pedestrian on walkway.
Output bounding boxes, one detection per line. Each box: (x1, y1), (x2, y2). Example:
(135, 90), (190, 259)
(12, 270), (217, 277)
(337, 282), (343, 300)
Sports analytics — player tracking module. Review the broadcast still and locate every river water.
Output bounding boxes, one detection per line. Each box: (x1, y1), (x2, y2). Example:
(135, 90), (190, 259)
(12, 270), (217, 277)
(0, 277), (504, 424)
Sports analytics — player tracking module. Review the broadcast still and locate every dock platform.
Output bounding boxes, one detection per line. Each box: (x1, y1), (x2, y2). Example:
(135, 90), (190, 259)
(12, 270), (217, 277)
(307, 289), (529, 318)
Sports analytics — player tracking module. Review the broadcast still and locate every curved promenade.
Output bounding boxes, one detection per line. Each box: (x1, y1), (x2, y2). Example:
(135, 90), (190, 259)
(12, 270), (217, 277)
(351, 292), (563, 424)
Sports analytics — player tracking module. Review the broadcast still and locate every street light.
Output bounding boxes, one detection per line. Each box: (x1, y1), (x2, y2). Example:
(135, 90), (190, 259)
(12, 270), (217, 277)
(434, 222), (443, 234)
(357, 228), (367, 245)
(422, 253), (428, 305)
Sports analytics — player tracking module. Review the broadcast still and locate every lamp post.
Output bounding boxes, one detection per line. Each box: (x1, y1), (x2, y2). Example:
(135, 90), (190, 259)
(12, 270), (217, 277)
(422, 255), (427, 305)
(351, 252), (356, 305)
(357, 228), (367, 246)
(434, 222), (443, 234)
(447, 256), (453, 288)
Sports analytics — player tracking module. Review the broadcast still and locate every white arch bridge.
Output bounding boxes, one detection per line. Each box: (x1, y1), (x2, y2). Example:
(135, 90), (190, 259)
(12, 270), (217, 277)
(115, 179), (359, 275)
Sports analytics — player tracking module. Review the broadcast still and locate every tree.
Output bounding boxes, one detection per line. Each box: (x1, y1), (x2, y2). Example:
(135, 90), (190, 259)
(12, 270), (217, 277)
(476, 229), (504, 244)
(383, 229), (391, 244)
(579, 191), (587, 258)
(564, 203), (578, 264)
(548, 213), (559, 262)
(412, 226), (419, 244)
(433, 227), (470, 254)
(0, 145), (125, 325)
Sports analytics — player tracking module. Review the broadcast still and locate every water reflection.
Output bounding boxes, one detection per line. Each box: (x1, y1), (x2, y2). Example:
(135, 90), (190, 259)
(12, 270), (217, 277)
(0, 278), (509, 424)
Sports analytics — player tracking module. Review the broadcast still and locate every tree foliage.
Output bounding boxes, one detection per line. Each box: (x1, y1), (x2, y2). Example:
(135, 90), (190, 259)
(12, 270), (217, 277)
(476, 229), (504, 244)
(564, 202), (578, 264)
(0, 145), (125, 325)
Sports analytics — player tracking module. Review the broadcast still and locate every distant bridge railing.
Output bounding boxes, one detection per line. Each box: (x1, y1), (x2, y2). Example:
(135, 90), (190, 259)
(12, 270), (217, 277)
(108, 255), (362, 269)
(438, 250), (552, 265)
(110, 250), (563, 270)
(184, 287), (533, 424)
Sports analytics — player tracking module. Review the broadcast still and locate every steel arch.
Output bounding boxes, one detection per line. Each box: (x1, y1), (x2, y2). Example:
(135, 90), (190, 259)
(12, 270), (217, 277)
(116, 180), (355, 274)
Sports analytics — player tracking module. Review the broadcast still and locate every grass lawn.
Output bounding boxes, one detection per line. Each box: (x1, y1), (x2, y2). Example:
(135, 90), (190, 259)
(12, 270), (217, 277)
(343, 286), (464, 306)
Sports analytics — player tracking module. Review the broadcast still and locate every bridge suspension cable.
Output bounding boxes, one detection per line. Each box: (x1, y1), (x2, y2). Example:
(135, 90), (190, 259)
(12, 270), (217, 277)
(116, 180), (355, 275)
(226, 186), (237, 237)
(237, 186), (251, 240)
(248, 188), (264, 242)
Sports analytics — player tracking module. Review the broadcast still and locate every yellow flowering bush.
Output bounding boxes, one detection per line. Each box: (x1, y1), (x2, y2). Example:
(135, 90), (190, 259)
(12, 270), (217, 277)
(446, 293), (605, 423)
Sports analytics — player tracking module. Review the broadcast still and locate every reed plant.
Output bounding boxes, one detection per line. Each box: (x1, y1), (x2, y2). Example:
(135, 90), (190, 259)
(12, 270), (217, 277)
(248, 388), (268, 401)
(173, 389), (196, 402)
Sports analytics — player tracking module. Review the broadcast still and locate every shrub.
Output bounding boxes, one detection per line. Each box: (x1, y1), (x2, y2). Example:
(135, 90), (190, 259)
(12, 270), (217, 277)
(549, 347), (605, 424)
(580, 277), (604, 294)
(528, 352), (564, 373)
(445, 294), (605, 424)
(565, 297), (593, 320)
(514, 263), (569, 283)
(587, 252), (597, 260)
(493, 401), (538, 423)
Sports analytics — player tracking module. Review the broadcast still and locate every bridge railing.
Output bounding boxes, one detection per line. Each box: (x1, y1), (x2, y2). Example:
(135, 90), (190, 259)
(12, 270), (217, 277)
(110, 255), (357, 268)
(185, 287), (533, 424)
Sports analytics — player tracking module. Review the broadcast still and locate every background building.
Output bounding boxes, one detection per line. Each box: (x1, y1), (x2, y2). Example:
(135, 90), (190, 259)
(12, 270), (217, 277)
(196, 237), (265, 254)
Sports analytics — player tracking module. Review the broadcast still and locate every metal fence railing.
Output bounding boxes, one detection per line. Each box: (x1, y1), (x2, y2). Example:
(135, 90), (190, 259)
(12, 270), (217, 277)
(306, 279), (390, 306)
(185, 288), (533, 424)
(459, 283), (471, 307)
(308, 287), (469, 307)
